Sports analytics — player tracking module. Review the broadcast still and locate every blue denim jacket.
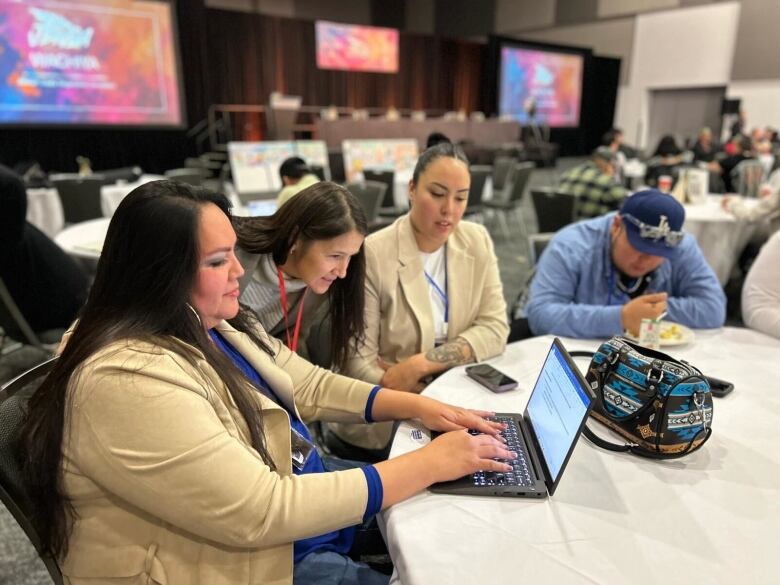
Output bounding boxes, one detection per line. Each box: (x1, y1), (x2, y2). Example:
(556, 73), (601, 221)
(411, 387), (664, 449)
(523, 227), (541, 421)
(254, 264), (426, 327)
(526, 213), (726, 338)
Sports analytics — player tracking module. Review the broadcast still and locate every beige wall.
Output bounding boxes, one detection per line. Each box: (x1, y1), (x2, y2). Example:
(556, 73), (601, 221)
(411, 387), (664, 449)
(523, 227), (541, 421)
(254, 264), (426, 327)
(494, 0), (555, 33)
(598, 0), (679, 18)
(731, 0), (780, 80)
(204, 0), (371, 23)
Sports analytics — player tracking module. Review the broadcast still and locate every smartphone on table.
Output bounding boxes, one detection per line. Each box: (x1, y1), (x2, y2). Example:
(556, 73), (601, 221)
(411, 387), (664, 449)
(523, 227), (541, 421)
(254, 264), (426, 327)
(465, 364), (518, 393)
(705, 375), (735, 398)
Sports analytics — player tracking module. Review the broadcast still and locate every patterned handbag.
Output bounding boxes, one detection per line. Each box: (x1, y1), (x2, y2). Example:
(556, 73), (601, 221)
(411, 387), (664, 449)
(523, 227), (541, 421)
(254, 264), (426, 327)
(572, 337), (713, 459)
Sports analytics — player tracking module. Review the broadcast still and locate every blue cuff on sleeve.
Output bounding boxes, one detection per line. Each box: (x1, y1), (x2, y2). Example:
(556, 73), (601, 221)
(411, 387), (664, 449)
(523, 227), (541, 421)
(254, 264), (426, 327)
(360, 465), (383, 522)
(364, 386), (381, 423)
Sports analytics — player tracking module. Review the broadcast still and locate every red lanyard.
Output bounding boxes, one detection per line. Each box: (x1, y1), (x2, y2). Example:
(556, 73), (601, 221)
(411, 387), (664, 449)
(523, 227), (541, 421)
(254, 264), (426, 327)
(277, 267), (307, 352)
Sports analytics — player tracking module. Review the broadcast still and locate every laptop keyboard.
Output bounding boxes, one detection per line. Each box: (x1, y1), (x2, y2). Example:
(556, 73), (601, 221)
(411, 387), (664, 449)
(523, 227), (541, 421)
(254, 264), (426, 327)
(469, 415), (535, 488)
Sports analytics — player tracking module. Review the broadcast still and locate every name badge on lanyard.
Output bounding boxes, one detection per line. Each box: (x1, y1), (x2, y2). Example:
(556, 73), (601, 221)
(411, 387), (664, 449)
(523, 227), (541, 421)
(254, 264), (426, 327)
(424, 248), (448, 340)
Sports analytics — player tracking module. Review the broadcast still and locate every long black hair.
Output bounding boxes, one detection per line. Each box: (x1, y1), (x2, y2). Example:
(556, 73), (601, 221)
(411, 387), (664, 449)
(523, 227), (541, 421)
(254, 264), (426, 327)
(234, 181), (368, 371)
(19, 180), (276, 559)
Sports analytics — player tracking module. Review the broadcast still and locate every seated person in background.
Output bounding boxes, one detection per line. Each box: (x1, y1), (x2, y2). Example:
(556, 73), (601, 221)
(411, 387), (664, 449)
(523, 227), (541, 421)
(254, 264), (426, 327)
(718, 135), (754, 193)
(20, 180), (513, 584)
(0, 165), (88, 338)
(722, 173), (780, 235)
(275, 156), (320, 208)
(426, 131), (451, 148)
(558, 146), (628, 221)
(602, 127), (627, 182)
(742, 230), (780, 339)
(644, 135), (684, 188)
(236, 182), (366, 371)
(524, 189), (726, 339)
(335, 143), (509, 455)
(691, 127), (719, 163)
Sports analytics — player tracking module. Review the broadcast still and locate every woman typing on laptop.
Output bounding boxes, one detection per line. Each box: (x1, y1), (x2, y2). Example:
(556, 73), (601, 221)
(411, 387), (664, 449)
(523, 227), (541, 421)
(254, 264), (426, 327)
(19, 181), (515, 585)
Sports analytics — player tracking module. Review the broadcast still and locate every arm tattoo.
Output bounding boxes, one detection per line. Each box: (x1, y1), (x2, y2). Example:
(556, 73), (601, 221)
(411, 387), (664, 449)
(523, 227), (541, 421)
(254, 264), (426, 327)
(424, 337), (474, 366)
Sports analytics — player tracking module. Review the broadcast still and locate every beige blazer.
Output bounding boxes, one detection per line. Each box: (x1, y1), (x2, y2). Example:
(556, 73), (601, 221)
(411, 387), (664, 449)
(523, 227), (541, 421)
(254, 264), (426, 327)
(334, 214), (509, 449)
(60, 321), (374, 585)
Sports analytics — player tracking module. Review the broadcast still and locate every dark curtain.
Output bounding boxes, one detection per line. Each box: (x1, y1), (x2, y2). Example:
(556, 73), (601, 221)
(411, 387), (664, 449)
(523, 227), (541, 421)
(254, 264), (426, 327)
(204, 10), (485, 115)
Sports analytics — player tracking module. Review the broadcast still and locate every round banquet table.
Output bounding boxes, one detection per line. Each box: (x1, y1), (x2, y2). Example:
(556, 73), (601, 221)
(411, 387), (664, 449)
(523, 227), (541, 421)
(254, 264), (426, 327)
(683, 195), (758, 285)
(25, 187), (64, 239)
(381, 327), (780, 585)
(54, 217), (111, 260)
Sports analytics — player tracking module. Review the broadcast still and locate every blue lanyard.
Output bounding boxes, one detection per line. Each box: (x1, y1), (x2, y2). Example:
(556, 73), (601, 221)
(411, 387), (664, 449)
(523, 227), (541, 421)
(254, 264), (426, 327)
(423, 247), (448, 324)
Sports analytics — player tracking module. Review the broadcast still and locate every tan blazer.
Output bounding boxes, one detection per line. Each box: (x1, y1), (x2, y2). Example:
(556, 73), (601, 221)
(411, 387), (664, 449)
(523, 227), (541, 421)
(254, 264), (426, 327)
(333, 214), (509, 449)
(60, 321), (375, 585)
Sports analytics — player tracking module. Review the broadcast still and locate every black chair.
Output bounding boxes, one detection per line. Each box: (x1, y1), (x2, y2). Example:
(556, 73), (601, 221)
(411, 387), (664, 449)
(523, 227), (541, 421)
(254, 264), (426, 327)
(50, 174), (112, 224)
(463, 165), (491, 219)
(364, 170), (400, 217)
(0, 278), (59, 355)
(308, 165), (326, 181)
(491, 156), (516, 195)
(484, 162), (534, 237)
(530, 189), (576, 233)
(328, 150), (346, 184)
(528, 233), (554, 267)
(346, 181), (391, 232)
(0, 357), (63, 584)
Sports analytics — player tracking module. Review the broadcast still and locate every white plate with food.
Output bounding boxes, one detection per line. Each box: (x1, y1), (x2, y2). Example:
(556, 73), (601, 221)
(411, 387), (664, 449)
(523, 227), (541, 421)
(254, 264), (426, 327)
(625, 321), (695, 347)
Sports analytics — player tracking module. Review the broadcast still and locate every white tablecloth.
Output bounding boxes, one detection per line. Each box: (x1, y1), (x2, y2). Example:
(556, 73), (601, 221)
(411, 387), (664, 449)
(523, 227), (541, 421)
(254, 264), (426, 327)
(100, 174), (165, 217)
(383, 328), (780, 585)
(54, 217), (111, 260)
(25, 187), (64, 238)
(684, 195), (758, 284)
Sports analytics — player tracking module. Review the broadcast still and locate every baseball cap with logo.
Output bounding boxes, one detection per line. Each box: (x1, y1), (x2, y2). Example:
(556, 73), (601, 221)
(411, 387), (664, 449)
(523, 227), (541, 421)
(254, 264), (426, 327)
(619, 189), (685, 259)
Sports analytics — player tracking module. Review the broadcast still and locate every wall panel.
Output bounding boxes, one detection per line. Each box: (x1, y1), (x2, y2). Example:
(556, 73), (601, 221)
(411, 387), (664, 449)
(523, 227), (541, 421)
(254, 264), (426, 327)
(494, 0), (555, 34)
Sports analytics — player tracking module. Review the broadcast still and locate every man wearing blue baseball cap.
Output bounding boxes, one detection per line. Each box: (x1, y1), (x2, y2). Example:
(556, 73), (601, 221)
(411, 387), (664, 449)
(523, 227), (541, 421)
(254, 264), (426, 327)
(522, 189), (726, 338)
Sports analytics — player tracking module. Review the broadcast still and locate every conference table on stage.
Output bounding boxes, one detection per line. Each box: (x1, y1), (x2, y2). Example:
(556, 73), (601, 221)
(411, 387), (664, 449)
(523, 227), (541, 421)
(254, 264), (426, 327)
(381, 327), (779, 585)
(315, 118), (520, 150)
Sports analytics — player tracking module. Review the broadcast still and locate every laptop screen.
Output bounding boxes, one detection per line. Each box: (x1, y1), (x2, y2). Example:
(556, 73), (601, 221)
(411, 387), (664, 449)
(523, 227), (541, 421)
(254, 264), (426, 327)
(525, 341), (592, 484)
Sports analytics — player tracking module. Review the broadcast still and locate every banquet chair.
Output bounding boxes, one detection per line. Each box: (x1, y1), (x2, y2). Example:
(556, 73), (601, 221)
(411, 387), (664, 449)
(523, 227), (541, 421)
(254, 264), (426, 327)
(463, 165), (491, 219)
(531, 189), (576, 233)
(50, 174), (112, 224)
(346, 181), (390, 232)
(528, 233), (554, 267)
(365, 170), (401, 218)
(732, 160), (765, 198)
(0, 278), (63, 356)
(0, 357), (63, 584)
(484, 162), (534, 238)
(308, 165), (326, 181)
(328, 151), (346, 184)
(491, 156), (516, 195)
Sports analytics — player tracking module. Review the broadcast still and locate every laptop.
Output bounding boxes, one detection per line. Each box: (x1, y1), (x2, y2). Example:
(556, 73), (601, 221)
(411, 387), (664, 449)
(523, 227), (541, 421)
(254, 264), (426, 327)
(430, 338), (594, 498)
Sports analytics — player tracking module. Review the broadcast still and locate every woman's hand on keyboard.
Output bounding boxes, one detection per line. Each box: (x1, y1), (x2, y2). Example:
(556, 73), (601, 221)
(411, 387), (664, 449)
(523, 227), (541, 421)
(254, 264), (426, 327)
(414, 397), (505, 437)
(426, 430), (516, 482)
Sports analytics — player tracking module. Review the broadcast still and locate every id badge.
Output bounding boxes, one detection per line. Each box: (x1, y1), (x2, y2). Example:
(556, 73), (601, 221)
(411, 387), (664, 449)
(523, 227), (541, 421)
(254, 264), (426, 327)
(290, 427), (315, 472)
